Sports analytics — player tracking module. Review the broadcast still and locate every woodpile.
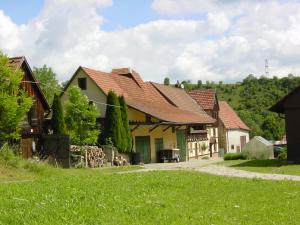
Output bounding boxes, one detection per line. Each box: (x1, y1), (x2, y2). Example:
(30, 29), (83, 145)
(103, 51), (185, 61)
(113, 155), (128, 166)
(70, 145), (105, 168)
(86, 146), (105, 168)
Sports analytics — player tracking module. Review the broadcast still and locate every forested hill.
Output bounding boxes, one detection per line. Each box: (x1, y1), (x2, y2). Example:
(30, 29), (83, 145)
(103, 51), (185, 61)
(177, 75), (300, 140)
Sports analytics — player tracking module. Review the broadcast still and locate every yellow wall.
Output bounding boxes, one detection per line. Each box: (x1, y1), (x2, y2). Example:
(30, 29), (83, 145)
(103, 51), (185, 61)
(128, 108), (146, 122)
(131, 124), (183, 163)
(60, 69), (107, 117)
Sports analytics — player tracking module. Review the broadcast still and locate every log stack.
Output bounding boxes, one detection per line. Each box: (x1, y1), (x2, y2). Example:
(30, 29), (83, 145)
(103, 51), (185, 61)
(113, 155), (128, 166)
(70, 145), (105, 168)
(86, 146), (105, 168)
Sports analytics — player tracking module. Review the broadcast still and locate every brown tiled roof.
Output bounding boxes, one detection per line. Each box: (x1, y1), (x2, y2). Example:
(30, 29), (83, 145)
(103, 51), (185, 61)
(187, 90), (217, 110)
(219, 101), (250, 130)
(8, 56), (50, 111)
(151, 82), (206, 115)
(80, 67), (215, 124)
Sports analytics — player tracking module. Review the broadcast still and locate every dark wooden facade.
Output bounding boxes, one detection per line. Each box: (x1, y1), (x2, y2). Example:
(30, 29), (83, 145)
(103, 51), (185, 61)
(9, 57), (50, 158)
(270, 85), (300, 162)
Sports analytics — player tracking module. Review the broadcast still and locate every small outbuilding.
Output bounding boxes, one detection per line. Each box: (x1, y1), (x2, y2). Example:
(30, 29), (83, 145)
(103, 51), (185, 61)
(270, 84), (300, 162)
(242, 136), (274, 159)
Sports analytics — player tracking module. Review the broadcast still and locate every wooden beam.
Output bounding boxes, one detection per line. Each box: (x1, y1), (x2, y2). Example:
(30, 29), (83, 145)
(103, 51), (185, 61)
(163, 125), (172, 132)
(149, 124), (160, 133)
(175, 125), (183, 131)
(131, 125), (139, 132)
(129, 121), (158, 125)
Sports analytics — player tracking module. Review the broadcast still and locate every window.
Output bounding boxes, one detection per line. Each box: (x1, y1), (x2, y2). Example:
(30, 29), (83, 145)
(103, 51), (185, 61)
(231, 145), (234, 150)
(78, 78), (87, 90)
(212, 111), (218, 119)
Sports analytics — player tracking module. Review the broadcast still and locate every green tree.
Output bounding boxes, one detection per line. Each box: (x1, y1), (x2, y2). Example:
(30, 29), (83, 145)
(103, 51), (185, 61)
(262, 113), (284, 140)
(51, 94), (66, 135)
(163, 77), (170, 85)
(102, 91), (123, 150)
(0, 52), (32, 145)
(197, 80), (202, 89)
(33, 65), (61, 104)
(119, 95), (133, 152)
(65, 86), (99, 145)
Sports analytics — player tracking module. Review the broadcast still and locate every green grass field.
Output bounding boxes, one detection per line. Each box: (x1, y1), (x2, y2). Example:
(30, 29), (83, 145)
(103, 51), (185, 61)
(221, 159), (300, 176)
(1, 164), (300, 225)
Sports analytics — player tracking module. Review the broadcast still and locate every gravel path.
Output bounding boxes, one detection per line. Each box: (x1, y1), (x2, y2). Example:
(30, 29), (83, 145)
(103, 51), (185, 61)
(119, 159), (300, 182)
(198, 165), (300, 182)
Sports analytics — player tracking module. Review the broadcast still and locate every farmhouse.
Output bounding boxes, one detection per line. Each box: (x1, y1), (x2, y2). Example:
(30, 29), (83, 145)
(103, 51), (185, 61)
(187, 89), (219, 154)
(152, 83), (219, 158)
(270, 84), (300, 162)
(9, 57), (50, 158)
(218, 101), (250, 153)
(61, 67), (215, 163)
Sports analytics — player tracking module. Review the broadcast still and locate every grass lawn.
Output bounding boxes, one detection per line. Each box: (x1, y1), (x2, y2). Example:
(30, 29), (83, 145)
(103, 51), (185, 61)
(221, 159), (300, 176)
(1, 166), (300, 225)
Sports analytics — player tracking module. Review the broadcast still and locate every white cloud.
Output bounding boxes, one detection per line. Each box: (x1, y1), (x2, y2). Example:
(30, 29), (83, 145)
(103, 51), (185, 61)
(0, 0), (300, 84)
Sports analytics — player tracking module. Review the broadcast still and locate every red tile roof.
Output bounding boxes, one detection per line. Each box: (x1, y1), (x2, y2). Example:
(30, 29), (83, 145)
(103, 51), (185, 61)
(219, 101), (250, 130)
(80, 67), (215, 124)
(151, 82), (206, 115)
(187, 90), (217, 110)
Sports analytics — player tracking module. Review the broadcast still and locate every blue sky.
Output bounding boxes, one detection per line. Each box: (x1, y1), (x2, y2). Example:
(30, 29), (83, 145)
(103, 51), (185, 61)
(0, 0), (206, 30)
(0, 0), (44, 24)
(0, 0), (299, 82)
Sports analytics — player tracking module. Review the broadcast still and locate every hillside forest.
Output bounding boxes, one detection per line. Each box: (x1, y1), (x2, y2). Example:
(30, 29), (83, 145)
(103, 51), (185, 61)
(169, 75), (300, 141)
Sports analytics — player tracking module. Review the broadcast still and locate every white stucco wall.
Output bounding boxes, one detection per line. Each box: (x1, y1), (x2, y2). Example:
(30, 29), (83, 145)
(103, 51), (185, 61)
(226, 129), (249, 153)
(61, 69), (107, 117)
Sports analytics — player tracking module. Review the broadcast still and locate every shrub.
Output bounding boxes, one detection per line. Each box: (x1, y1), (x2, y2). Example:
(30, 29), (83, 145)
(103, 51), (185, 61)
(0, 143), (20, 167)
(224, 152), (247, 160)
(277, 147), (287, 161)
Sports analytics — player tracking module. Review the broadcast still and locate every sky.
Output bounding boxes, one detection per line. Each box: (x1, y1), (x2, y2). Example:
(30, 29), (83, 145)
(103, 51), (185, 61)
(1, 0), (300, 83)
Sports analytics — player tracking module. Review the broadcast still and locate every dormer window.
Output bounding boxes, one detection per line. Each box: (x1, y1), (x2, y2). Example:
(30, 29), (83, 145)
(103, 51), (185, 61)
(78, 78), (87, 90)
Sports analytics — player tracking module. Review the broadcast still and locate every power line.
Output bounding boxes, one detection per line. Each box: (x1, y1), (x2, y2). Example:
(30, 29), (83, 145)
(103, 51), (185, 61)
(21, 80), (121, 108)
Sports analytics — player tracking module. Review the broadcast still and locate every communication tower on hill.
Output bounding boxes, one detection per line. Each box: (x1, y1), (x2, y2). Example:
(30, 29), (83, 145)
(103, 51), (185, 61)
(265, 58), (269, 77)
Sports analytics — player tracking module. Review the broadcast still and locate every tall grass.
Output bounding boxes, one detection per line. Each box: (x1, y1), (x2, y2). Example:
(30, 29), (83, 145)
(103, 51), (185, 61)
(0, 143), (55, 177)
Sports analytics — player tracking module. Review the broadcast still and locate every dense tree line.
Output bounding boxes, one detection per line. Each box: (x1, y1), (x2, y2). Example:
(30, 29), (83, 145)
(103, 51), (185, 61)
(164, 75), (300, 140)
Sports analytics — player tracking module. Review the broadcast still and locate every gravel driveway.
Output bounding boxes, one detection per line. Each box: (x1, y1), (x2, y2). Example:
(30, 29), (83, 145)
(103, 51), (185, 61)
(120, 159), (300, 182)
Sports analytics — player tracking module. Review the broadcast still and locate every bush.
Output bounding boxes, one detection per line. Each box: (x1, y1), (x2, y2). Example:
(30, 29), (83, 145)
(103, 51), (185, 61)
(277, 147), (287, 160)
(0, 143), (21, 167)
(224, 152), (247, 160)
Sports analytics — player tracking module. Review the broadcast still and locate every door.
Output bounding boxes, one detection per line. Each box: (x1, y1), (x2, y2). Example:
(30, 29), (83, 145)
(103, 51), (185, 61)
(135, 136), (151, 163)
(155, 138), (163, 162)
(240, 136), (246, 150)
(176, 129), (186, 161)
(20, 138), (33, 158)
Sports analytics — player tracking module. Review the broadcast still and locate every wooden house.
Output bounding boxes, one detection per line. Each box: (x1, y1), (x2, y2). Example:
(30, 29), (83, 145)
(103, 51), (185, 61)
(218, 101), (250, 153)
(270, 85), (300, 162)
(61, 67), (215, 163)
(9, 57), (50, 158)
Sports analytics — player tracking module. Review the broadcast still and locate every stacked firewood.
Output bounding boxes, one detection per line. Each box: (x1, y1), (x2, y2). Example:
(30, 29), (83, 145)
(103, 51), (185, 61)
(70, 145), (105, 168)
(113, 155), (128, 166)
(86, 146), (105, 168)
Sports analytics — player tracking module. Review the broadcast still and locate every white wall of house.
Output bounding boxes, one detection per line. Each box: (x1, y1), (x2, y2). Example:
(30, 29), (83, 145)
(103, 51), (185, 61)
(208, 126), (219, 152)
(61, 69), (107, 117)
(226, 129), (249, 153)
